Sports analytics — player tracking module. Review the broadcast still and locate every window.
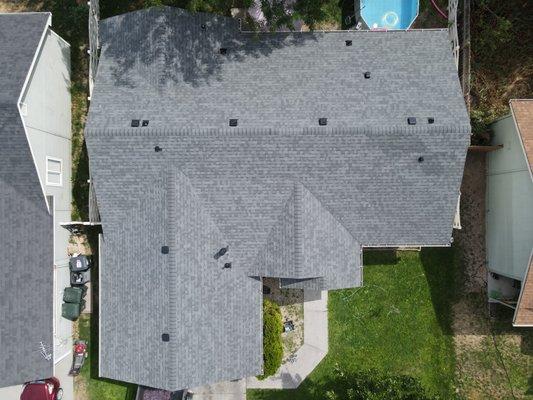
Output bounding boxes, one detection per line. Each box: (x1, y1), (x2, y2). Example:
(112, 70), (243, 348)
(46, 157), (62, 186)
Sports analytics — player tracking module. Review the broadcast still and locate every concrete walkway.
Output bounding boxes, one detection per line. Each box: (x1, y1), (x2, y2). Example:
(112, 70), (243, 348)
(247, 290), (328, 389)
(189, 379), (246, 400)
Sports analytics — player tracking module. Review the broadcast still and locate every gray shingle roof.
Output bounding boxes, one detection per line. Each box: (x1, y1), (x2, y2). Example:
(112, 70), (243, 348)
(0, 12), (53, 388)
(86, 6), (470, 391)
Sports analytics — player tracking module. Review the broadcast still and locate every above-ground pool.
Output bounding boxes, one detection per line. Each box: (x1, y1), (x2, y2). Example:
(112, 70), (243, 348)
(360, 0), (419, 30)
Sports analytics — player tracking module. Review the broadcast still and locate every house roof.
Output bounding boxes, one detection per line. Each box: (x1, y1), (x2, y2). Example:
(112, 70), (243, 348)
(86, 6), (470, 391)
(510, 99), (533, 175)
(0, 12), (54, 388)
(510, 99), (533, 327)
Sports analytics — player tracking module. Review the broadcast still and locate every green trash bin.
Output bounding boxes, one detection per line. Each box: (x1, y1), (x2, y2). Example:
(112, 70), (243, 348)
(62, 302), (81, 321)
(63, 287), (84, 304)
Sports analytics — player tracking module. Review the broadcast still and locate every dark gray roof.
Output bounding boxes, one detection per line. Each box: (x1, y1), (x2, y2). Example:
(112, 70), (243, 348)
(0, 12), (54, 388)
(86, 6), (470, 391)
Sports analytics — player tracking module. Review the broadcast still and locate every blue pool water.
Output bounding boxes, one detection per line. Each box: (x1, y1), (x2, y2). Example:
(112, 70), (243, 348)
(361, 0), (419, 30)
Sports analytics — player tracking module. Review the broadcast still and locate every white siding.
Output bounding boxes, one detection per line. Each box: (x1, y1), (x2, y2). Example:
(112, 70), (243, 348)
(486, 116), (533, 280)
(21, 28), (71, 264)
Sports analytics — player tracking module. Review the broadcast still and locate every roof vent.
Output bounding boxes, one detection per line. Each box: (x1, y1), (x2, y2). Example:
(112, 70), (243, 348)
(154, 146), (162, 152)
(319, 118), (328, 126)
(407, 117), (417, 125)
(162, 333), (170, 342)
(219, 48), (227, 55)
(142, 120), (149, 127)
(418, 156), (424, 163)
(428, 117), (434, 124)
(229, 119), (238, 127)
(223, 262), (232, 269)
(201, 24), (207, 30)
(161, 246), (169, 254)
(364, 71), (371, 79)
(214, 246), (229, 260)
(131, 119), (140, 127)
(345, 40), (352, 46)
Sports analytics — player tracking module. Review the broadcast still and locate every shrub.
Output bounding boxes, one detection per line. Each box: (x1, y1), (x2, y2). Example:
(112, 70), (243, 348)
(324, 366), (440, 400)
(257, 299), (283, 380)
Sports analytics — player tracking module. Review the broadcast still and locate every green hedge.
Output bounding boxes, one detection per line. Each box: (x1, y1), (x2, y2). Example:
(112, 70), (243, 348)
(257, 299), (283, 380)
(325, 367), (440, 400)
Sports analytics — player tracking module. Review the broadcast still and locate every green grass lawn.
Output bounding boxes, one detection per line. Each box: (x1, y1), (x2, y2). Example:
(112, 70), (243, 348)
(76, 314), (137, 400)
(247, 248), (458, 399)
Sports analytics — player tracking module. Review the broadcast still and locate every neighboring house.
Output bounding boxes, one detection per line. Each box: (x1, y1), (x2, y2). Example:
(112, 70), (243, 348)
(0, 12), (72, 394)
(85, 7), (470, 391)
(486, 99), (533, 326)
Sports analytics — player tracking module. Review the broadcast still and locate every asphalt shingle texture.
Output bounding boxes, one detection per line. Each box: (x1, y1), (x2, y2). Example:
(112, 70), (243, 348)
(86, 6), (470, 391)
(0, 13), (53, 388)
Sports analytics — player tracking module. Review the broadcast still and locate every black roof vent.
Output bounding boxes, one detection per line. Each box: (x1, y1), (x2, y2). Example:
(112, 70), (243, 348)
(142, 120), (149, 127)
(162, 333), (170, 342)
(345, 40), (352, 46)
(418, 156), (424, 163)
(319, 118), (328, 126)
(407, 117), (417, 125)
(131, 119), (140, 127)
(214, 246), (229, 260)
(219, 48), (227, 55)
(161, 246), (169, 254)
(364, 71), (371, 79)
(223, 262), (232, 269)
(201, 24), (207, 30)
(428, 117), (435, 124)
(229, 119), (238, 127)
(154, 146), (162, 152)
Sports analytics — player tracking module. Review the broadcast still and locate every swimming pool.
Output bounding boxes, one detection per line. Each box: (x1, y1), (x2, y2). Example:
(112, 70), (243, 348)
(360, 0), (419, 30)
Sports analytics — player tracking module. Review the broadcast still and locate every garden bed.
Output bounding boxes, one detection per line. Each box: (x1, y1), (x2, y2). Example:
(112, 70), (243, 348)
(263, 278), (304, 361)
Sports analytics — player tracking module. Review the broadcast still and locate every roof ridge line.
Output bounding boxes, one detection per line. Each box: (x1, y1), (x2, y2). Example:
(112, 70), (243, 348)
(293, 182), (304, 277)
(166, 169), (178, 387)
(86, 124), (472, 137)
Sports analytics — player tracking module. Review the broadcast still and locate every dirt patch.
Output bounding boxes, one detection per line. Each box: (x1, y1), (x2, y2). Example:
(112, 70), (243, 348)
(74, 375), (89, 400)
(263, 278), (304, 361)
(454, 151), (487, 294)
(0, 1), (41, 12)
(68, 234), (92, 256)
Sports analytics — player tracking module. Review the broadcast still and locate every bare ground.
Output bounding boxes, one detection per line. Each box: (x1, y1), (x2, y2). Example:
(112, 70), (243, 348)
(0, 0), (41, 12)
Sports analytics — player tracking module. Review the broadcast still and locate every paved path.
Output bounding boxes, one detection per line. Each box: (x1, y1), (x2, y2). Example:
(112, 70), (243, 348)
(189, 379), (246, 400)
(247, 290), (328, 389)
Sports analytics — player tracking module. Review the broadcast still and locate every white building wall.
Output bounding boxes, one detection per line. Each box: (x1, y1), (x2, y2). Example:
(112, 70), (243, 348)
(486, 115), (533, 281)
(20, 27), (73, 365)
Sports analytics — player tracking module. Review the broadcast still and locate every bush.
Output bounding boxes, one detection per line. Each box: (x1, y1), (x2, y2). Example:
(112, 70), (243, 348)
(257, 299), (283, 380)
(324, 366), (440, 400)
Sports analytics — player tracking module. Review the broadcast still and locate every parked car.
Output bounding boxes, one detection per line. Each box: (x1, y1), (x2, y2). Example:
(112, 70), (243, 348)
(20, 377), (63, 400)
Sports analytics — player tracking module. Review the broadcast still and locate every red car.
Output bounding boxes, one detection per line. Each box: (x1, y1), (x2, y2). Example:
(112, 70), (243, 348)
(21, 377), (63, 400)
